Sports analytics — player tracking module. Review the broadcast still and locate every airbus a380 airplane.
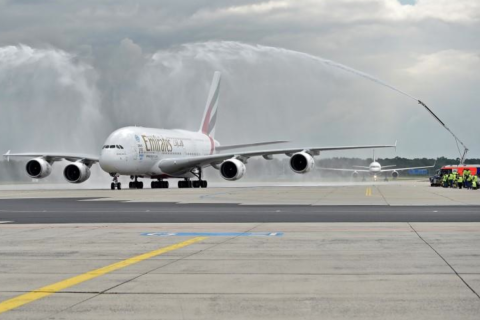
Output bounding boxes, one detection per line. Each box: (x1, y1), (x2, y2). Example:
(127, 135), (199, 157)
(4, 72), (396, 190)
(319, 151), (436, 181)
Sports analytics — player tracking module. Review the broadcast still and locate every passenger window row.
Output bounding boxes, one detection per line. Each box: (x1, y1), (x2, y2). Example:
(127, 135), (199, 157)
(103, 145), (124, 149)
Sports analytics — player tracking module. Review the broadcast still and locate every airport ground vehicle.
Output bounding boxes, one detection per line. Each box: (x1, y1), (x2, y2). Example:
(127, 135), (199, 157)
(430, 165), (480, 187)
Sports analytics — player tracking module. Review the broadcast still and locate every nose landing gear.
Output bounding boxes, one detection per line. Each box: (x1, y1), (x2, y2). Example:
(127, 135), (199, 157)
(111, 174), (121, 190)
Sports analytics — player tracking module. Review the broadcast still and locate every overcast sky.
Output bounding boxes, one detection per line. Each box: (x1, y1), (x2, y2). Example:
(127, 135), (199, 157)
(0, 0), (479, 160)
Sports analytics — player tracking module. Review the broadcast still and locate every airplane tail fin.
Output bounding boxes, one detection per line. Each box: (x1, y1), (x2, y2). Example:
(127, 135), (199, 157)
(199, 71), (221, 138)
(373, 149), (376, 162)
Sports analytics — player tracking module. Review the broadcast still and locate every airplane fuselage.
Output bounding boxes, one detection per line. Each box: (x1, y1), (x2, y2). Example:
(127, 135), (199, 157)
(99, 126), (218, 178)
(368, 161), (382, 174)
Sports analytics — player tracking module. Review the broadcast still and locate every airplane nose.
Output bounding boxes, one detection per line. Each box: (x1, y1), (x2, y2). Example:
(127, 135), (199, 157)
(99, 151), (117, 173)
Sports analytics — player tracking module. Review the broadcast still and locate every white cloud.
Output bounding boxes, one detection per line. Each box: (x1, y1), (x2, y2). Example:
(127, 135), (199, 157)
(0, 0), (479, 159)
(194, 0), (480, 24)
(405, 50), (480, 76)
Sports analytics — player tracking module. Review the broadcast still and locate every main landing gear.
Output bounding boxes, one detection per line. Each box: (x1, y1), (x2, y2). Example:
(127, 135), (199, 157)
(178, 179), (192, 188)
(178, 168), (208, 188)
(178, 179), (207, 188)
(152, 180), (169, 189)
(193, 180), (207, 188)
(384, 173), (389, 182)
(129, 176), (144, 189)
(111, 174), (121, 190)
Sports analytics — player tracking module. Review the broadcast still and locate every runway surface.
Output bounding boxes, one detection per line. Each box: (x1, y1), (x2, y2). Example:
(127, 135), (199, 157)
(1, 198), (480, 223)
(1, 182), (480, 319)
(1, 222), (480, 319)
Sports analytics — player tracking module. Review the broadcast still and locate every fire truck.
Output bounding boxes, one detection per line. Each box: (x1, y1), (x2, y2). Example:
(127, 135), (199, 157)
(430, 165), (480, 187)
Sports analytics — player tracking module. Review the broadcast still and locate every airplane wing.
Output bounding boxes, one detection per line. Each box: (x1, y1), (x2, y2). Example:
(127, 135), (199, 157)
(3, 151), (99, 164)
(317, 167), (370, 173)
(381, 165), (396, 168)
(379, 161), (436, 173)
(158, 143), (396, 175)
(215, 140), (289, 152)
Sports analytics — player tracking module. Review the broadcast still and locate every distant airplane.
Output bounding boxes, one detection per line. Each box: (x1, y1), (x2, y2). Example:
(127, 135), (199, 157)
(4, 72), (396, 190)
(319, 151), (436, 181)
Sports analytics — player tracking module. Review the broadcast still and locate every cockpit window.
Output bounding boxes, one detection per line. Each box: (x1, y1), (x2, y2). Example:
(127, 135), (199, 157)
(103, 145), (123, 149)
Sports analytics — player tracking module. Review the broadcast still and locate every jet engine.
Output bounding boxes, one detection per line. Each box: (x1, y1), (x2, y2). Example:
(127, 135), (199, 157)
(26, 158), (52, 179)
(63, 163), (91, 183)
(391, 171), (399, 179)
(289, 152), (315, 174)
(220, 159), (246, 181)
(352, 171), (359, 179)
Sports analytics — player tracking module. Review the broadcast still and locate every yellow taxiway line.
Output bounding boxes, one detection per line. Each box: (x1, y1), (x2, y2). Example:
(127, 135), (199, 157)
(365, 187), (372, 196)
(0, 236), (207, 315)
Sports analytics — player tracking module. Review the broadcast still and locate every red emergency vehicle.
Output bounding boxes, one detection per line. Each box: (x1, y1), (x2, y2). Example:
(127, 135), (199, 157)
(430, 165), (480, 186)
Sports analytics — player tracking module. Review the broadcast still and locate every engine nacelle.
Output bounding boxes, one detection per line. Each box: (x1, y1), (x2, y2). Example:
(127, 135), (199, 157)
(220, 159), (246, 181)
(352, 171), (359, 179)
(392, 171), (399, 179)
(63, 163), (91, 183)
(289, 152), (315, 174)
(26, 158), (52, 179)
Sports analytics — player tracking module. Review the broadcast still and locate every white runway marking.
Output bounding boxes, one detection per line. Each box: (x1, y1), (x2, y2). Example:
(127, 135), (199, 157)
(0, 221), (13, 224)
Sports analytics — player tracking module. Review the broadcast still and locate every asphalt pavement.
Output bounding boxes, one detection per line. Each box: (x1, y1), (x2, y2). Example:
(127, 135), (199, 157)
(0, 198), (479, 223)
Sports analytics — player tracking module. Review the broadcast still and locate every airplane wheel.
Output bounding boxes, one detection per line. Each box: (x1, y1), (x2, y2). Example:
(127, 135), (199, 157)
(151, 181), (156, 189)
(139, 182), (144, 189)
(164, 181), (169, 188)
(117, 183), (121, 190)
(201, 181), (207, 188)
(178, 181), (184, 188)
(187, 181), (192, 188)
(193, 181), (200, 188)
(111, 183), (115, 190)
(129, 182), (133, 189)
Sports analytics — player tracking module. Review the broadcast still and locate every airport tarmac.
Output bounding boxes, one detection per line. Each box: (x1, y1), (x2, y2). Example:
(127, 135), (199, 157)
(1, 180), (480, 206)
(0, 181), (479, 319)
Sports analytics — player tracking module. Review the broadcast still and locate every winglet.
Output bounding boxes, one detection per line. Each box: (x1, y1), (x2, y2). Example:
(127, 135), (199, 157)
(394, 140), (398, 151)
(4, 150), (10, 162)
